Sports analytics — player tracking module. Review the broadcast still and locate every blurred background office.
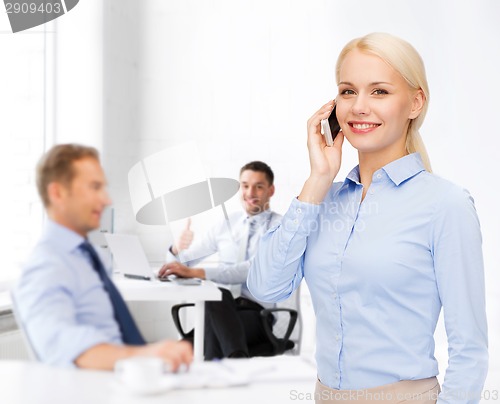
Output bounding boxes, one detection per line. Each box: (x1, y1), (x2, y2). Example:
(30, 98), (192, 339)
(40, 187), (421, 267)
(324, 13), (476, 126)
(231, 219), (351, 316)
(1, 0), (498, 388)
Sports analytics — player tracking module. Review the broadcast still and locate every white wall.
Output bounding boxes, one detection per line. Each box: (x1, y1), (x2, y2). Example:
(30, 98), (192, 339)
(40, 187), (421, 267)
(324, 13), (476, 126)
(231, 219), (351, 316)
(53, 0), (103, 148)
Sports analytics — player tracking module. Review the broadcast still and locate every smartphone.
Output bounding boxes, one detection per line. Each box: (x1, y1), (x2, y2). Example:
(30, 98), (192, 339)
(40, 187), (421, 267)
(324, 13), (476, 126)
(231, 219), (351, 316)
(320, 105), (341, 147)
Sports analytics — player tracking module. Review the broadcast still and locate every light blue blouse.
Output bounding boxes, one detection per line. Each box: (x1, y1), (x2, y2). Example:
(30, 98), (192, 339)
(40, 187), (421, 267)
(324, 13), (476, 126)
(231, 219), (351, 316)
(248, 153), (487, 403)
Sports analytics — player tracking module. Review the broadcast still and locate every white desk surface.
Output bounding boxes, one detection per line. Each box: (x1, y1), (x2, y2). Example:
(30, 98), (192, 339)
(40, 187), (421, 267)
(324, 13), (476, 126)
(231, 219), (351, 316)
(114, 277), (222, 302)
(0, 356), (318, 404)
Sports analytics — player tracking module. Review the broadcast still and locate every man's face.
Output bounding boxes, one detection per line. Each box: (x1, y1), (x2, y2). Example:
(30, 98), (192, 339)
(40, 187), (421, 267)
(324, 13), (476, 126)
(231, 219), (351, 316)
(50, 157), (111, 237)
(239, 170), (275, 216)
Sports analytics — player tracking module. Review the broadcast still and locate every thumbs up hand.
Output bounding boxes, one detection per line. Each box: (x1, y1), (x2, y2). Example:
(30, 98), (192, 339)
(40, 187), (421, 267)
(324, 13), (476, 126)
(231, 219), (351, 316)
(172, 218), (194, 255)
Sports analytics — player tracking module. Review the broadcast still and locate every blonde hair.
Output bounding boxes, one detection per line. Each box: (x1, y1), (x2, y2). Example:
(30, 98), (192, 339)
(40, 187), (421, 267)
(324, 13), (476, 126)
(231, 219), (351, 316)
(335, 32), (432, 172)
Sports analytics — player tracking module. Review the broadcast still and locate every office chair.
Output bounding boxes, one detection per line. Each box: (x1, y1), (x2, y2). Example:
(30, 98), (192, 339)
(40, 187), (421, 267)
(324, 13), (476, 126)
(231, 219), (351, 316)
(171, 286), (302, 357)
(10, 291), (39, 361)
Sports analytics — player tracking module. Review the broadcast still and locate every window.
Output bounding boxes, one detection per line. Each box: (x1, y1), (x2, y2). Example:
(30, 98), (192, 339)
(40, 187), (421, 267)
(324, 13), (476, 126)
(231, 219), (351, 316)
(0, 16), (55, 286)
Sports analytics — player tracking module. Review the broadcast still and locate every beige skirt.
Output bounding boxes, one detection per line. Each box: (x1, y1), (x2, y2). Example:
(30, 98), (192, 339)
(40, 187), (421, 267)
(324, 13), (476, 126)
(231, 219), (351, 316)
(315, 377), (440, 403)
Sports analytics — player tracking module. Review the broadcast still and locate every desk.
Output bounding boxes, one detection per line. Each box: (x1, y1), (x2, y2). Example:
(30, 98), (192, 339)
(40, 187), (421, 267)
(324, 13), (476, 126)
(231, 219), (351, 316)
(2, 358), (499, 403)
(0, 357), (317, 404)
(114, 277), (221, 361)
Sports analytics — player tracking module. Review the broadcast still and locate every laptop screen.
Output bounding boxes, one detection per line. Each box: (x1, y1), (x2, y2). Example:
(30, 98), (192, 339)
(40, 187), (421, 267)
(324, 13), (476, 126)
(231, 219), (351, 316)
(104, 234), (153, 278)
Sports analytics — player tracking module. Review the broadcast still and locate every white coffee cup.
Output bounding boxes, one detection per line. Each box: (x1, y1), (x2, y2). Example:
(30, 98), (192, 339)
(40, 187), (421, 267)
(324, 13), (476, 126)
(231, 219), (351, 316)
(114, 357), (167, 394)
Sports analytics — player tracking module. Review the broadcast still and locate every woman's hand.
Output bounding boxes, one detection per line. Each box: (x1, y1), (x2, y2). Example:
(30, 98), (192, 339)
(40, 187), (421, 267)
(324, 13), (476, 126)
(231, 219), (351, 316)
(298, 100), (344, 204)
(306, 100), (344, 180)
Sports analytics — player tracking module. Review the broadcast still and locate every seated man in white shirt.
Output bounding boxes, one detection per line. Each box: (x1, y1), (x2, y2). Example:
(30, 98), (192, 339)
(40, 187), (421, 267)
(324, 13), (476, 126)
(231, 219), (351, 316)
(159, 161), (281, 359)
(13, 144), (192, 370)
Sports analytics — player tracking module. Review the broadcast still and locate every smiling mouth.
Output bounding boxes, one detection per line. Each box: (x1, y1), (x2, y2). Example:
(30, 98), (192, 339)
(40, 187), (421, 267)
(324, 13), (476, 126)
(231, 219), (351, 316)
(350, 123), (381, 129)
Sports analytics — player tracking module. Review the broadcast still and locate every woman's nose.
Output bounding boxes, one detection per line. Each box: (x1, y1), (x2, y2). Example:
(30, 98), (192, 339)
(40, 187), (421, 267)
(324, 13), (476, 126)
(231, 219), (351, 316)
(351, 95), (370, 116)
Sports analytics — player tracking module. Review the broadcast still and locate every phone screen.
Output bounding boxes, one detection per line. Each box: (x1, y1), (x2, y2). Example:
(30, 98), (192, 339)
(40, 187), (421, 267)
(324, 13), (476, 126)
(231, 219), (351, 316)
(328, 105), (341, 142)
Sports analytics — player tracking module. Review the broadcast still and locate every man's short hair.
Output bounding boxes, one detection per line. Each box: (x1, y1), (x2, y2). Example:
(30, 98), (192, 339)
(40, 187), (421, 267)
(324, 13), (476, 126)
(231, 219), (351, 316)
(239, 161), (274, 186)
(36, 144), (100, 208)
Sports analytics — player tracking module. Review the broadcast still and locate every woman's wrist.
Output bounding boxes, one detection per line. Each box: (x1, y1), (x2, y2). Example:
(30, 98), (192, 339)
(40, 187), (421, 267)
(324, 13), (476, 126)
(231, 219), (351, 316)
(298, 175), (333, 204)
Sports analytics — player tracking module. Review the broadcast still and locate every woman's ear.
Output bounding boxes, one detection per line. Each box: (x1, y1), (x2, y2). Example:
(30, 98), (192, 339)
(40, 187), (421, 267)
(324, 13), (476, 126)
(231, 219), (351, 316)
(409, 89), (425, 119)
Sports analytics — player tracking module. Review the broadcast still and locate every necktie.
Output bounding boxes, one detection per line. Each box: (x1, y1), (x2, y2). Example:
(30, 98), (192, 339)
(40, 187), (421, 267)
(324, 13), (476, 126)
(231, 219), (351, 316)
(238, 218), (256, 262)
(245, 219), (257, 260)
(79, 241), (146, 345)
(231, 218), (256, 298)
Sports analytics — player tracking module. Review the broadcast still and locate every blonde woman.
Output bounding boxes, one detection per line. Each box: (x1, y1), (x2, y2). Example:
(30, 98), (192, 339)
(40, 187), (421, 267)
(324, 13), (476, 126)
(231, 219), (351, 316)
(248, 33), (487, 403)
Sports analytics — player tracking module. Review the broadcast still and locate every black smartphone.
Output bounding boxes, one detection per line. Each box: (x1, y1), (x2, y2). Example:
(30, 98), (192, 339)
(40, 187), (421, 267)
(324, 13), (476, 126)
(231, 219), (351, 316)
(321, 105), (341, 147)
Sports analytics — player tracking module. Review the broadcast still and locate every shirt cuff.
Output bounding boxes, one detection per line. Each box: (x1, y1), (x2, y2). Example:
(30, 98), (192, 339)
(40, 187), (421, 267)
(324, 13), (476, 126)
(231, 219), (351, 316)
(203, 265), (220, 281)
(165, 245), (177, 262)
(58, 329), (121, 368)
(280, 197), (321, 236)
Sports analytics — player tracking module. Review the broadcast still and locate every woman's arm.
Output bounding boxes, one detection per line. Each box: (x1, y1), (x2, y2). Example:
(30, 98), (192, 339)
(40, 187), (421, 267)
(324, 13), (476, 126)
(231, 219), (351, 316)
(248, 100), (345, 301)
(432, 186), (488, 404)
(247, 198), (321, 302)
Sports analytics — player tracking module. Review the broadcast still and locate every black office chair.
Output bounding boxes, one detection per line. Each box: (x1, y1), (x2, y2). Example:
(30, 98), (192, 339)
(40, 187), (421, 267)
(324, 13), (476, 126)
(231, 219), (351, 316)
(171, 290), (300, 357)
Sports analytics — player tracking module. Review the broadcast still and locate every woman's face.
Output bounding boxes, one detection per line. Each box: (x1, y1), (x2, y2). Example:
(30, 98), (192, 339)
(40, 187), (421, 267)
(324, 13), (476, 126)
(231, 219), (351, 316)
(336, 49), (423, 156)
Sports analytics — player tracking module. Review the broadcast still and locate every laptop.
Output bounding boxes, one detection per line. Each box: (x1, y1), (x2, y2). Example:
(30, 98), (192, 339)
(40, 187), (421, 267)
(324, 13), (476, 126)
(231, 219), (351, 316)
(104, 233), (201, 285)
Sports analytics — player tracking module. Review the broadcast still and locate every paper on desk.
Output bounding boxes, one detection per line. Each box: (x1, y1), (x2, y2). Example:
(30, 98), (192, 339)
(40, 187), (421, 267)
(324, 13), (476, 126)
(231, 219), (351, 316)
(222, 356), (317, 383)
(168, 356), (316, 389)
(170, 361), (249, 389)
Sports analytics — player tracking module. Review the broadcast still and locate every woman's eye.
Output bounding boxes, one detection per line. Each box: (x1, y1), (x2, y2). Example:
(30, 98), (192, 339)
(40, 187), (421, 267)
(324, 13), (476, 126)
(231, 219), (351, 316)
(373, 89), (388, 95)
(340, 89), (355, 95)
